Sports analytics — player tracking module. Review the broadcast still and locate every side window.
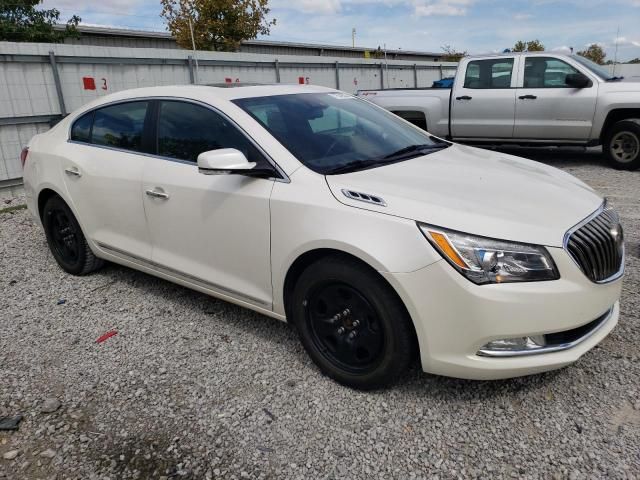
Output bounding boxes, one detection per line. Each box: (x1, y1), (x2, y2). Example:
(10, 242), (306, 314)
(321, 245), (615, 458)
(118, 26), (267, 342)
(392, 111), (427, 131)
(524, 57), (582, 88)
(157, 101), (265, 164)
(92, 101), (148, 152)
(464, 59), (514, 89)
(70, 111), (93, 143)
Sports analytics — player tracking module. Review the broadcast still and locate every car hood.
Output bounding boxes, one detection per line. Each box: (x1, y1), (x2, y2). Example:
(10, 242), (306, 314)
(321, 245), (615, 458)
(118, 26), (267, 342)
(325, 144), (603, 247)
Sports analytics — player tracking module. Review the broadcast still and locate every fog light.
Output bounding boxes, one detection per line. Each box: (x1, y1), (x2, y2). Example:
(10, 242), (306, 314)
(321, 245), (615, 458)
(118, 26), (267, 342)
(478, 335), (546, 356)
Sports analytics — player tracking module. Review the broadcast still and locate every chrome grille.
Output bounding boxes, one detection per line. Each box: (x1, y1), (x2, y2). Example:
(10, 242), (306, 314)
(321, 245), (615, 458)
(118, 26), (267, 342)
(565, 203), (624, 283)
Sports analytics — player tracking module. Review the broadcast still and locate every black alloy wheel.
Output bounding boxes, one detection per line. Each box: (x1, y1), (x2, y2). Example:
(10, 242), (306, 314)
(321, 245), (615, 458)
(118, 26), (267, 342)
(42, 195), (104, 275)
(291, 254), (416, 390)
(305, 281), (385, 374)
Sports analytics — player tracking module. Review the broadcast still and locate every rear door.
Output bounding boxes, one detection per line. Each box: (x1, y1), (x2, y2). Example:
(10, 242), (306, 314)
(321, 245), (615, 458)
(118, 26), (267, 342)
(63, 101), (152, 260)
(514, 56), (598, 140)
(451, 56), (518, 139)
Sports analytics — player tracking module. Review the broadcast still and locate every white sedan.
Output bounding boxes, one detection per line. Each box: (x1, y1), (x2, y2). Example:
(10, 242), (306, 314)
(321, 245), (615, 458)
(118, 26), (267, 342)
(21, 84), (624, 389)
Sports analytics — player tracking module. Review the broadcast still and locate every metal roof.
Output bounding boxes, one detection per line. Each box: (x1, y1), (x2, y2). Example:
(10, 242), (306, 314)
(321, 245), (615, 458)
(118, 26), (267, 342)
(54, 25), (443, 58)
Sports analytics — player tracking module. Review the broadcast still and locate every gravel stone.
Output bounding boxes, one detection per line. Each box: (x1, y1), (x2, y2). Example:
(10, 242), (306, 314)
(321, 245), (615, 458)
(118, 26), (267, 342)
(0, 148), (639, 479)
(40, 397), (62, 414)
(2, 450), (19, 460)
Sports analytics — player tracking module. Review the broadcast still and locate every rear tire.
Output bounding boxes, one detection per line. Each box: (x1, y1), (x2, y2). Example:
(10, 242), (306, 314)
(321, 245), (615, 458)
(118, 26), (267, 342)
(604, 119), (640, 171)
(42, 195), (104, 275)
(290, 255), (415, 390)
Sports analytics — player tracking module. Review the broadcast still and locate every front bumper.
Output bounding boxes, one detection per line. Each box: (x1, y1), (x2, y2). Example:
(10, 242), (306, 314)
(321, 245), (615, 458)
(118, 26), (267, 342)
(382, 246), (622, 380)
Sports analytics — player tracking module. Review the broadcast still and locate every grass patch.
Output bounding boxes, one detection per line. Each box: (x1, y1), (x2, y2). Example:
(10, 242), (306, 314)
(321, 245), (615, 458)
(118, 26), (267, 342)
(0, 204), (27, 215)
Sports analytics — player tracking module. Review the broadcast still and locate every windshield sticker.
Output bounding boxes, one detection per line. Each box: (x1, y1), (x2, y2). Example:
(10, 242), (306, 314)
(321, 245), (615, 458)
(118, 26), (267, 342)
(328, 93), (354, 100)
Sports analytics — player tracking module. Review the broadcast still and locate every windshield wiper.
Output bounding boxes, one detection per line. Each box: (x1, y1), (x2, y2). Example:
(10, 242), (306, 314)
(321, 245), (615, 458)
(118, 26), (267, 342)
(606, 76), (624, 82)
(383, 143), (448, 160)
(326, 144), (449, 175)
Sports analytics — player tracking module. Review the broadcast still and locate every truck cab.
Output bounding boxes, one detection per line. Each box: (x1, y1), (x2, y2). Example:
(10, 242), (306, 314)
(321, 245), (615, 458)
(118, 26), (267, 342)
(358, 52), (640, 170)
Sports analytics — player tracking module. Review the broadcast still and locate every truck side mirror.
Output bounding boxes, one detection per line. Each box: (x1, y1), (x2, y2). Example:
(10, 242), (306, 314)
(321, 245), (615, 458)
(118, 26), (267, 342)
(565, 73), (592, 89)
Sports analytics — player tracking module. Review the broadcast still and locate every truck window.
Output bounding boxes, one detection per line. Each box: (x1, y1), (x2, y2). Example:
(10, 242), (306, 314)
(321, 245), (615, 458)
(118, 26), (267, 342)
(463, 59), (514, 89)
(523, 57), (582, 88)
(392, 111), (427, 131)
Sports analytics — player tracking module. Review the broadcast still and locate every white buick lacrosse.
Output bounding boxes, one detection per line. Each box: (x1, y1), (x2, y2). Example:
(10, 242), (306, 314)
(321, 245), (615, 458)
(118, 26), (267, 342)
(22, 84), (624, 389)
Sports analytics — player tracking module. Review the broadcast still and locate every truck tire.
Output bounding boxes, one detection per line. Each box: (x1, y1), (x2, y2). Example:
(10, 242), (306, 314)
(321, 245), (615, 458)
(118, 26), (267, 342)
(604, 119), (640, 171)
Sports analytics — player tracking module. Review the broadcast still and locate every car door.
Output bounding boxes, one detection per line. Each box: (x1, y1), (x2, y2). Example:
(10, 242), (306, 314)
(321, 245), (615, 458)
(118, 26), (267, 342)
(64, 101), (152, 260)
(142, 99), (275, 308)
(450, 57), (518, 139)
(514, 56), (598, 140)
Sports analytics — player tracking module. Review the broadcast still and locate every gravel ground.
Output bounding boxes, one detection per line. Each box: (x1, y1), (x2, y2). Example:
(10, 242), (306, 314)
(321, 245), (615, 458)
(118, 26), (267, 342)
(1, 148), (639, 480)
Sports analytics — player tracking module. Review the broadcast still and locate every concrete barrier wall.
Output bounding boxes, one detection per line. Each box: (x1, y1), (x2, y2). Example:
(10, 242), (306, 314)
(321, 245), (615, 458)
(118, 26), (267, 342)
(0, 42), (457, 182)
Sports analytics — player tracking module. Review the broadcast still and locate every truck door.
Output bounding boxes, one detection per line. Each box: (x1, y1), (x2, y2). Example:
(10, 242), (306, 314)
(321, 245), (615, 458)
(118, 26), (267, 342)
(450, 57), (518, 139)
(514, 56), (598, 140)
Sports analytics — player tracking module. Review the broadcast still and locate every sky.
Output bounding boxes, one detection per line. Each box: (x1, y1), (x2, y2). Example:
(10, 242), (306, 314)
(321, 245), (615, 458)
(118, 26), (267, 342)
(41, 0), (640, 61)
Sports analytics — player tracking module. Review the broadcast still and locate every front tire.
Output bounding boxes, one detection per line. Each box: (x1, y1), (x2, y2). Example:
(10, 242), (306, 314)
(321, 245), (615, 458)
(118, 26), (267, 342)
(290, 255), (416, 390)
(604, 119), (640, 170)
(42, 195), (104, 275)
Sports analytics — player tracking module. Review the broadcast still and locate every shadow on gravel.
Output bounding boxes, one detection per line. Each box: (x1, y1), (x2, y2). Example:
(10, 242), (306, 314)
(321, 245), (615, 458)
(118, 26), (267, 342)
(94, 261), (567, 399)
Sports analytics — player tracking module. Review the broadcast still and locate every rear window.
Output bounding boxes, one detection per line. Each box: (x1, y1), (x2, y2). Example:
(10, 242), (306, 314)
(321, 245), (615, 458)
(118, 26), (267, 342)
(70, 111), (93, 143)
(91, 101), (149, 152)
(464, 59), (514, 89)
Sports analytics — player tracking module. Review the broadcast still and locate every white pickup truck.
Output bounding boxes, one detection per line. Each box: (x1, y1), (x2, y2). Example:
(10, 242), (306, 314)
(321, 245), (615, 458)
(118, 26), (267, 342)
(357, 52), (640, 170)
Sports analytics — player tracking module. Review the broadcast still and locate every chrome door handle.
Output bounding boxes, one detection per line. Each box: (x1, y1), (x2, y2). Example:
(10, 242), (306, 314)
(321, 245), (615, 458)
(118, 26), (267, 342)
(145, 188), (170, 199)
(64, 167), (82, 177)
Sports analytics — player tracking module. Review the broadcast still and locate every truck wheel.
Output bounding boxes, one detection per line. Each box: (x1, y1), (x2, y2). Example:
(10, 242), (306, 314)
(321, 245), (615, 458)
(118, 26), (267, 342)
(290, 255), (416, 390)
(604, 120), (640, 170)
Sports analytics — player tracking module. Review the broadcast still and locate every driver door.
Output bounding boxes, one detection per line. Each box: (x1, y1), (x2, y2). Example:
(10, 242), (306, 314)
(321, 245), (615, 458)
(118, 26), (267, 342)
(514, 56), (598, 140)
(142, 100), (275, 308)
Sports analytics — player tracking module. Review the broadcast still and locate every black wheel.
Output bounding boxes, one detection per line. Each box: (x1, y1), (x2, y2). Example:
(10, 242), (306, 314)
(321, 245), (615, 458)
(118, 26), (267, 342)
(604, 119), (640, 171)
(290, 255), (416, 390)
(42, 195), (104, 275)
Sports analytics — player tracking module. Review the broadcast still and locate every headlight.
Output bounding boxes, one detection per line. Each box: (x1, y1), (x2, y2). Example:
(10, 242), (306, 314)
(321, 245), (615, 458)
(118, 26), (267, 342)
(418, 224), (560, 285)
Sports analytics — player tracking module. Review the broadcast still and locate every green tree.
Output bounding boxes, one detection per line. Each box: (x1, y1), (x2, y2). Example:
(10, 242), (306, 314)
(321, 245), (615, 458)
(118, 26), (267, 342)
(160, 0), (276, 52)
(513, 39), (545, 52)
(0, 0), (80, 43)
(577, 44), (607, 65)
(628, 58), (640, 64)
(441, 44), (467, 62)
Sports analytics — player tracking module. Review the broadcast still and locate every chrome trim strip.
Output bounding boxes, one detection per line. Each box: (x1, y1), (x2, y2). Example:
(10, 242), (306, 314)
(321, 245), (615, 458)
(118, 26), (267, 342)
(96, 242), (271, 308)
(66, 96), (290, 183)
(477, 306), (613, 358)
(562, 201), (625, 284)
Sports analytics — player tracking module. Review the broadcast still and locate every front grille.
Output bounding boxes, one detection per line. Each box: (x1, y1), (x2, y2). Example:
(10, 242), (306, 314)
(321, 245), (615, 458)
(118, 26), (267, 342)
(565, 204), (624, 283)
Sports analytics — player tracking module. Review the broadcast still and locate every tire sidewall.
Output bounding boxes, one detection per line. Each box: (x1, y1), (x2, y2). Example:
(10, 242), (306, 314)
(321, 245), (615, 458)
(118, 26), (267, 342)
(605, 120), (640, 171)
(42, 196), (89, 275)
(291, 258), (412, 389)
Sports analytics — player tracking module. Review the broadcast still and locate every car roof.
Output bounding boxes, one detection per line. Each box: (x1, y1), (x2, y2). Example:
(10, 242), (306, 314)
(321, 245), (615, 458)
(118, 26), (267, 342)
(466, 51), (572, 60)
(83, 83), (338, 110)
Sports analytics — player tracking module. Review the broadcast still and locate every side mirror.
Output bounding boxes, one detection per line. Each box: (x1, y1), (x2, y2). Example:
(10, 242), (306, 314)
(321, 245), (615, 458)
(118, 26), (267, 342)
(197, 148), (256, 175)
(565, 73), (592, 89)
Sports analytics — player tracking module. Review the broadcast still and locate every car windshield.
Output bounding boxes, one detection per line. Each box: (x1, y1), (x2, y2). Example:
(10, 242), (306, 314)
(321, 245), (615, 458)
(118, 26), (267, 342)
(233, 92), (448, 174)
(570, 55), (617, 81)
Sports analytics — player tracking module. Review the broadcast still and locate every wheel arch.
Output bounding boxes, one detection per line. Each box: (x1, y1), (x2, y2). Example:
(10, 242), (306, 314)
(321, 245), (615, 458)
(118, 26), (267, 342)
(600, 108), (640, 143)
(37, 187), (64, 222)
(282, 248), (420, 358)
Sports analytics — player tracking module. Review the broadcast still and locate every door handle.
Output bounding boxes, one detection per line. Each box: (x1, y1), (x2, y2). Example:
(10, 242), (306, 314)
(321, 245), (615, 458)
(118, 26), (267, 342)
(145, 188), (170, 200)
(518, 95), (538, 100)
(64, 166), (82, 178)
(456, 95), (473, 100)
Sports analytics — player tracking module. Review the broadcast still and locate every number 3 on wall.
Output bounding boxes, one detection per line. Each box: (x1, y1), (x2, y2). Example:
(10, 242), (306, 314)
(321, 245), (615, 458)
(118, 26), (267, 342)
(101, 78), (108, 90)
